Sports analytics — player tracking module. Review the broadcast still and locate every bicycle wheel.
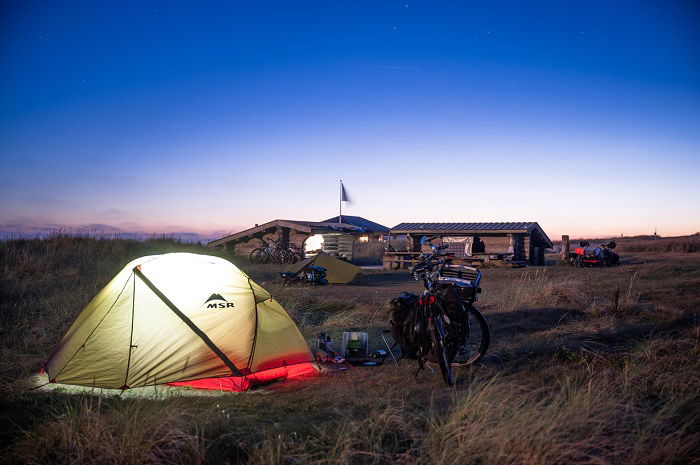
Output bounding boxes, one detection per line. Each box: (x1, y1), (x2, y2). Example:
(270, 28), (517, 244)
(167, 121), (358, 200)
(430, 315), (454, 386)
(249, 248), (268, 264)
(452, 304), (490, 367)
(279, 250), (294, 264)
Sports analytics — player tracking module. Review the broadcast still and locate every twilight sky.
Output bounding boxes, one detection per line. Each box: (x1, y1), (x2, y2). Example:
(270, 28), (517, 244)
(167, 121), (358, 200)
(1, 1), (699, 241)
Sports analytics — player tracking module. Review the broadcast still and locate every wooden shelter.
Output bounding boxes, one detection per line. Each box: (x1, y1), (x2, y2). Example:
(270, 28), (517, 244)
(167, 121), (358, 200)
(385, 222), (552, 268)
(208, 216), (389, 261)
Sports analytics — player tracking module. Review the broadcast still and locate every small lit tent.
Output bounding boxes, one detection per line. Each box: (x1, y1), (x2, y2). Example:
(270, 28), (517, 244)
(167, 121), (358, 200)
(44, 253), (315, 392)
(288, 251), (362, 284)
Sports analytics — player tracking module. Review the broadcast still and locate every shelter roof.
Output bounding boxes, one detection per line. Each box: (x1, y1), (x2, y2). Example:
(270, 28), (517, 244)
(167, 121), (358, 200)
(208, 217), (384, 247)
(390, 222), (552, 248)
(322, 216), (390, 232)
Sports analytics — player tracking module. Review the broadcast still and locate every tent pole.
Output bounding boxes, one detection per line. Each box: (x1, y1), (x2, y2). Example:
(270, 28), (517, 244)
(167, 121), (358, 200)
(339, 179), (342, 224)
(133, 267), (243, 377)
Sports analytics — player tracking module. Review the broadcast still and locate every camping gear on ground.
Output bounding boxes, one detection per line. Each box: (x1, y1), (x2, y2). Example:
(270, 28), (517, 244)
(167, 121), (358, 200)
(346, 337), (363, 356)
(314, 348), (346, 364)
(286, 251), (362, 284)
(279, 265), (329, 285)
(44, 253), (316, 392)
(316, 332), (335, 353)
(317, 332), (329, 350)
(381, 330), (402, 365)
(340, 331), (372, 365)
(315, 331), (385, 366)
(341, 331), (368, 358)
(389, 236), (490, 386)
(314, 332), (345, 364)
(305, 266), (328, 285)
(569, 240), (619, 267)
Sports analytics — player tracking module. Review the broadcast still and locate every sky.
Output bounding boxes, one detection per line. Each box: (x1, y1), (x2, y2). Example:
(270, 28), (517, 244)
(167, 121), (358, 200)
(1, 1), (699, 241)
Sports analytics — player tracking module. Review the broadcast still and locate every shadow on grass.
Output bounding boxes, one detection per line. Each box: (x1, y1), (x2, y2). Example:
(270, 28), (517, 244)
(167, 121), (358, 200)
(357, 271), (414, 286)
(477, 308), (696, 371)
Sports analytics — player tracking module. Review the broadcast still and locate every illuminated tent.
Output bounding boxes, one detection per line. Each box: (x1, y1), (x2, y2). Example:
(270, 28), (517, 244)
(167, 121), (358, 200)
(287, 251), (362, 284)
(44, 253), (315, 392)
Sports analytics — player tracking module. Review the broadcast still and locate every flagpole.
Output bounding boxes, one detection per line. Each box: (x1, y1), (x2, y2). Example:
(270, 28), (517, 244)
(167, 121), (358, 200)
(339, 180), (342, 224)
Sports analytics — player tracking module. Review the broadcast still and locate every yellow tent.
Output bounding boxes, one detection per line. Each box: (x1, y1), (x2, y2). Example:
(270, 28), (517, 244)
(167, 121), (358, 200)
(45, 253), (314, 390)
(288, 251), (362, 284)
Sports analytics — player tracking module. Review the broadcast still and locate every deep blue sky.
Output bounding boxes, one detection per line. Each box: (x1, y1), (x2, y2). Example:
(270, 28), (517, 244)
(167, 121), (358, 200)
(2, 1), (699, 239)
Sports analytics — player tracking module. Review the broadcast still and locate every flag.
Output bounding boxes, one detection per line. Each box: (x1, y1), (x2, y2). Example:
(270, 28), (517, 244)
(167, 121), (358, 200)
(340, 181), (351, 204)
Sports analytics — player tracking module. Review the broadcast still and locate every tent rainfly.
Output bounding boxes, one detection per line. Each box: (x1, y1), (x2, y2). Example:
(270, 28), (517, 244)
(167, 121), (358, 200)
(287, 251), (363, 284)
(44, 253), (315, 392)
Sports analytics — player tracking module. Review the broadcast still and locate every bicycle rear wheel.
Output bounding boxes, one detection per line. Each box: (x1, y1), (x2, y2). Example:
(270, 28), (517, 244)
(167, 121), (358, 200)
(452, 305), (490, 366)
(430, 315), (454, 386)
(249, 248), (268, 264)
(270, 250), (283, 263)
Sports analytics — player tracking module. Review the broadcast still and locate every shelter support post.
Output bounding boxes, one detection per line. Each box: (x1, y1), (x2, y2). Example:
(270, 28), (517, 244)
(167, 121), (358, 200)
(510, 234), (525, 262)
(561, 235), (570, 261)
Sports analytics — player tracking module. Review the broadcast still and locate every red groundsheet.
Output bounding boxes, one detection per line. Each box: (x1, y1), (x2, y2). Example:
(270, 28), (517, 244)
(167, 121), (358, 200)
(167, 362), (317, 392)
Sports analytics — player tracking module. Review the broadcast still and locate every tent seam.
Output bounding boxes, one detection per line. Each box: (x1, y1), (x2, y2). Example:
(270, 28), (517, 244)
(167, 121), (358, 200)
(245, 277), (259, 374)
(122, 272), (137, 388)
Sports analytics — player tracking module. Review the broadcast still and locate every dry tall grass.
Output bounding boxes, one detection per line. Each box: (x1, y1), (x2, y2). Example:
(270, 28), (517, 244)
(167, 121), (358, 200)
(558, 234), (700, 254)
(11, 396), (204, 465)
(1, 236), (698, 465)
(481, 269), (585, 312)
(616, 234), (700, 254)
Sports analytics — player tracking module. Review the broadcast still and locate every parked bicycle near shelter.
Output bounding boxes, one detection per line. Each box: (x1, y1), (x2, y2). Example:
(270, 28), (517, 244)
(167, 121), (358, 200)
(249, 239), (301, 264)
(390, 236), (490, 386)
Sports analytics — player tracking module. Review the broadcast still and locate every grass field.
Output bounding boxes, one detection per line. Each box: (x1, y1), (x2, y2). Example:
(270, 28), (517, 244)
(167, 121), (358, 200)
(1, 235), (698, 464)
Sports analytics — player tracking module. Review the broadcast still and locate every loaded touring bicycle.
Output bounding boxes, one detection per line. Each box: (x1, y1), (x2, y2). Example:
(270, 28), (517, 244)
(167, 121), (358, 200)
(388, 236), (490, 386)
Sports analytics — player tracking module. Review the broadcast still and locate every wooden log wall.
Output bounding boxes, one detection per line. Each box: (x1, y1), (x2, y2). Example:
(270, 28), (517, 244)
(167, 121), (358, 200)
(481, 236), (511, 252)
(320, 233), (356, 259)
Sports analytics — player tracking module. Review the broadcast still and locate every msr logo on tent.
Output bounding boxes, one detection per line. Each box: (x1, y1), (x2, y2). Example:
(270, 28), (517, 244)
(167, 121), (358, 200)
(203, 293), (235, 309)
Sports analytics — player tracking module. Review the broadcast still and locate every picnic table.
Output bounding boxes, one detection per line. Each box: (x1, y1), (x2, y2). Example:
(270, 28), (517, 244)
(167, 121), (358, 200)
(382, 251), (422, 270)
(382, 251), (516, 270)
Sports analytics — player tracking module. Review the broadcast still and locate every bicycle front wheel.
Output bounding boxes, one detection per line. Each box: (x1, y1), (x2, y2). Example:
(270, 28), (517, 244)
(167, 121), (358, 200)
(279, 250), (294, 264)
(430, 315), (454, 386)
(452, 305), (490, 367)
